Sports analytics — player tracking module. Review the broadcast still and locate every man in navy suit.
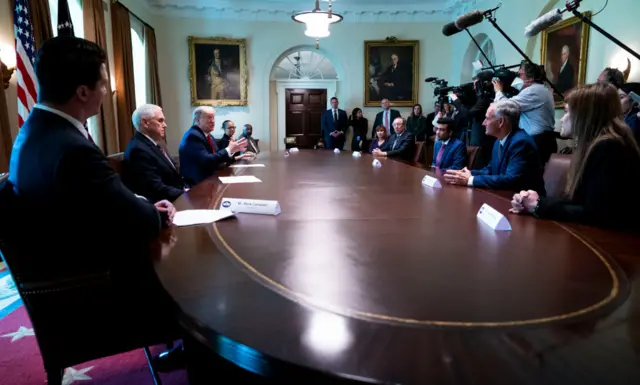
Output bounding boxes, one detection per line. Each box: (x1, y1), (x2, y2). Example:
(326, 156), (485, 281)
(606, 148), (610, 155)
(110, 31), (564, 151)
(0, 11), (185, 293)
(123, 104), (187, 203)
(320, 97), (348, 150)
(444, 100), (545, 194)
(372, 98), (401, 138)
(373, 117), (415, 161)
(4, 36), (183, 371)
(432, 117), (467, 170)
(178, 106), (247, 186)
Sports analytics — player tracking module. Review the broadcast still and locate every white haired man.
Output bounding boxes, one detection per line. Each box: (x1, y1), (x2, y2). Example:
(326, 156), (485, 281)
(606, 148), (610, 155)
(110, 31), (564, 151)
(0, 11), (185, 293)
(123, 104), (187, 203)
(178, 106), (248, 186)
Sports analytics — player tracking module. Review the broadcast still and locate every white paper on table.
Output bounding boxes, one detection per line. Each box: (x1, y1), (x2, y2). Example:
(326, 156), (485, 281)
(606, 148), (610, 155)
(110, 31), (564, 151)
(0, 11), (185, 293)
(218, 175), (263, 184)
(229, 164), (266, 168)
(172, 209), (235, 226)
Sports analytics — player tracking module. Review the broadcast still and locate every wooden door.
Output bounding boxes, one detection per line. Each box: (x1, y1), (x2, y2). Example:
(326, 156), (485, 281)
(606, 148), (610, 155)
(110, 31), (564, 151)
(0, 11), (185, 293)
(285, 89), (326, 148)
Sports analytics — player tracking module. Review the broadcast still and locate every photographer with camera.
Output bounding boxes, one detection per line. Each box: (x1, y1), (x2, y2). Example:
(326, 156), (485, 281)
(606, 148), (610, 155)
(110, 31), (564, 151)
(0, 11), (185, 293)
(493, 61), (556, 165)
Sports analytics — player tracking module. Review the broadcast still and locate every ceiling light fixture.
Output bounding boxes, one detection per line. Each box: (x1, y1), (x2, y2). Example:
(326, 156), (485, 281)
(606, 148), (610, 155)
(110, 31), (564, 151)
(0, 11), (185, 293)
(292, 0), (343, 49)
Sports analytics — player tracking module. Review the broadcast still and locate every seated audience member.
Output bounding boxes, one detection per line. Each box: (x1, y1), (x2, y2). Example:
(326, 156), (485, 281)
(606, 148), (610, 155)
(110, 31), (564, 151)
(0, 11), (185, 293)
(432, 117), (467, 170)
(510, 82), (640, 230)
(239, 123), (260, 154)
(123, 104), (187, 203)
(369, 125), (388, 152)
(406, 103), (428, 141)
(444, 100), (545, 194)
(597, 67), (625, 89)
(4, 37), (183, 368)
(619, 83), (640, 143)
(373, 118), (415, 161)
(349, 108), (368, 152)
(178, 106), (247, 186)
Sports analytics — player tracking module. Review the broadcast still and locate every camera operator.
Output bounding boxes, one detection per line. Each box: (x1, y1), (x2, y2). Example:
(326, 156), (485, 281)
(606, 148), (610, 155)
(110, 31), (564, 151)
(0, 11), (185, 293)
(493, 61), (557, 165)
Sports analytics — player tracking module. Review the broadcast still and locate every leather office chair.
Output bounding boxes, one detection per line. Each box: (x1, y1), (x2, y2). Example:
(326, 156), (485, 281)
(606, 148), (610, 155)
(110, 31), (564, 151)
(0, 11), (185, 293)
(543, 153), (571, 199)
(0, 178), (169, 385)
(107, 152), (125, 176)
(413, 141), (425, 163)
(466, 146), (480, 169)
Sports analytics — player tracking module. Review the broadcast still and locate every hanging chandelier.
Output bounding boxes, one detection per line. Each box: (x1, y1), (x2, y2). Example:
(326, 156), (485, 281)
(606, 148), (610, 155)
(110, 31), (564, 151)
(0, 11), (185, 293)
(292, 0), (343, 49)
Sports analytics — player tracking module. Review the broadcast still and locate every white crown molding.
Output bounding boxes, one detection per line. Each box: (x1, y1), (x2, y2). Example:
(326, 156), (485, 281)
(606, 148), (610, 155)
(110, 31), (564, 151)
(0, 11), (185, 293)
(143, 0), (478, 22)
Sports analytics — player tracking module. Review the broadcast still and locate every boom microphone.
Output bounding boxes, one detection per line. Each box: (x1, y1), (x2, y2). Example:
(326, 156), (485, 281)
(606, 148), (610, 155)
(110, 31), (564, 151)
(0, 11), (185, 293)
(424, 77), (439, 82)
(524, 8), (563, 38)
(442, 10), (484, 36)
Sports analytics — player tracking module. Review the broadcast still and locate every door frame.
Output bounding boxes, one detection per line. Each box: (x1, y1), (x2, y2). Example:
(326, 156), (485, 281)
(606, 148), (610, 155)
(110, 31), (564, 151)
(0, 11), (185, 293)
(276, 79), (337, 151)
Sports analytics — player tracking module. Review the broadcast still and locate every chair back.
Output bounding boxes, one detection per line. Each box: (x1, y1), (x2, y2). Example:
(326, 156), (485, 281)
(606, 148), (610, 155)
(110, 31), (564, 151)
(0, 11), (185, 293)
(107, 152), (125, 175)
(466, 146), (480, 169)
(544, 153), (571, 198)
(413, 141), (425, 163)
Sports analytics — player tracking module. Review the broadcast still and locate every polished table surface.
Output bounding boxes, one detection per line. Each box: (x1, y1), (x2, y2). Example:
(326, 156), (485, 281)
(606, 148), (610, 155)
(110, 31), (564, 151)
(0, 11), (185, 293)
(154, 150), (640, 384)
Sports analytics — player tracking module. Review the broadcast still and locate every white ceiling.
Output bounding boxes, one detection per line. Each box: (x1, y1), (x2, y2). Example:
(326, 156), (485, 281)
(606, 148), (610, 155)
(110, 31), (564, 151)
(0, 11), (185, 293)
(142, 0), (479, 22)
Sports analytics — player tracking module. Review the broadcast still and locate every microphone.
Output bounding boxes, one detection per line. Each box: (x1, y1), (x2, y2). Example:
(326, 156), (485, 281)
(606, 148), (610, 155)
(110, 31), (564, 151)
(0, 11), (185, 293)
(442, 10), (484, 36)
(524, 8), (563, 38)
(424, 77), (439, 82)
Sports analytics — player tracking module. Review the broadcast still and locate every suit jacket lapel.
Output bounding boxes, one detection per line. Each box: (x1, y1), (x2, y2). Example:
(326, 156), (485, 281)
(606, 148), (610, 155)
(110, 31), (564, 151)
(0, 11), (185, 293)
(138, 133), (176, 171)
(496, 132), (515, 172)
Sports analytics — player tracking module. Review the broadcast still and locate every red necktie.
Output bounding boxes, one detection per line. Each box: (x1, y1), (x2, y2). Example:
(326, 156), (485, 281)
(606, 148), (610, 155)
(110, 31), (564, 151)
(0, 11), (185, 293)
(435, 143), (446, 168)
(87, 132), (95, 144)
(207, 135), (217, 154)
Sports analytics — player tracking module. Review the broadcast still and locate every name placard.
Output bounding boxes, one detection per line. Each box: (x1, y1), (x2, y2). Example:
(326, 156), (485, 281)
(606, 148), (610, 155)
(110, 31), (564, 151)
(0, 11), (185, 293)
(289, 147), (299, 152)
(477, 204), (511, 231)
(220, 197), (281, 216)
(372, 159), (382, 168)
(352, 151), (362, 158)
(334, 148), (341, 153)
(421, 175), (442, 188)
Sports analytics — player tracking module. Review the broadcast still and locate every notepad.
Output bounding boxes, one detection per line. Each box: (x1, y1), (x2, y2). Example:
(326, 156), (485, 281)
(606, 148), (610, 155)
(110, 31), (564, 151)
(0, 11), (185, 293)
(229, 164), (266, 168)
(218, 175), (262, 184)
(172, 209), (235, 226)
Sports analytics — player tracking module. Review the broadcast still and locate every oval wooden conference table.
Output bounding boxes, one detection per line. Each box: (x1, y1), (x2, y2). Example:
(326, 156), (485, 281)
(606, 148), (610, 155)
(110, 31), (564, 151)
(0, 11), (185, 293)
(154, 150), (640, 385)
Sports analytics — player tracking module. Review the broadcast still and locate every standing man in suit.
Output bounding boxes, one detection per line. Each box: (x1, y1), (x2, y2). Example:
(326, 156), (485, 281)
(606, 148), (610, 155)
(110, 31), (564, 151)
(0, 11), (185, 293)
(444, 100), (545, 194)
(373, 117), (415, 161)
(556, 45), (575, 94)
(178, 107), (247, 186)
(123, 104), (187, 203)
(6, 37), (184, 370)
(432, 117), (467, 170)
(372, 99), (401, 138)
(320, 97), (348, 150)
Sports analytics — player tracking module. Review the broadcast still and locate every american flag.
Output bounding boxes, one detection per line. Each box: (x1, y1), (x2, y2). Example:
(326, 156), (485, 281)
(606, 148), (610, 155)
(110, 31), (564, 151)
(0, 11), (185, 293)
(13, 0), (38, 128)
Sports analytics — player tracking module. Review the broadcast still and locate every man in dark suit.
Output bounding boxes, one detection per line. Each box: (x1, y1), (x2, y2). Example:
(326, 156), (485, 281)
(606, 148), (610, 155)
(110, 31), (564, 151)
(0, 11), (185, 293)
(373, 117), (415, 161)
(4, 37), (183, 370)
(178, 106), (248, 186)
(556, 45), (575, 94)
(372, 99), (401, 138)
(444, 100), (545, 194)
(320, 97), (348, 150)
(123, 104), (187, 203)
(432, 117), (467, 170)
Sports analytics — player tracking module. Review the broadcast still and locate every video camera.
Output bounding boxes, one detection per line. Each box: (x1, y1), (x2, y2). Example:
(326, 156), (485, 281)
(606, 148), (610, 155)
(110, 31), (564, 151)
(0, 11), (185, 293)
(474, 66), (520, 99)
(426, 78), (475, 108)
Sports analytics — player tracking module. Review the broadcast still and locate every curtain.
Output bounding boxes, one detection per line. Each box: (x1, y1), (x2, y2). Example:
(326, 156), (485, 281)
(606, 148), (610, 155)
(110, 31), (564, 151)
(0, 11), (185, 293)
(27, 0), (54, 50)
(0, 59), (12, 172)
(145, 25), (165, 145)
(83, 0), (118, 154)
(111, 1), (136, 151)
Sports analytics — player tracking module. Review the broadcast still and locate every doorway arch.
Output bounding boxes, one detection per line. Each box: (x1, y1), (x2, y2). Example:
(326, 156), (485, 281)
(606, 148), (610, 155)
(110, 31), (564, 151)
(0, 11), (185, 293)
(460, 33), (496, 83)
(268, 46), (341, 150)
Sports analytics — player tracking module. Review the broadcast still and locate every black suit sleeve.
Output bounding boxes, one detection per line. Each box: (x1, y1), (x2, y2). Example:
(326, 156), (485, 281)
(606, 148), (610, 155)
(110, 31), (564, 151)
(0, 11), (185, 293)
(127, 147), (184, 203)
(535, 140), (632, 227)
(186, 132), (231, 171)
(384, 133), (415, 158)
(58, 145), (162, 238)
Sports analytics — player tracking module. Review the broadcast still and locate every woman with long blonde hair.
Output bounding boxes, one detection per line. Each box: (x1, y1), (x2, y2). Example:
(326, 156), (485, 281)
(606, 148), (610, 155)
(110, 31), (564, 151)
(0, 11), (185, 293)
(510, 82), (640, 229)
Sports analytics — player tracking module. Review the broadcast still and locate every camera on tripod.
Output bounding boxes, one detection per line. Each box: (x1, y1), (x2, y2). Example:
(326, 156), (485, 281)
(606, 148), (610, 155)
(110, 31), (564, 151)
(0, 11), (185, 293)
(426, 77), (475, 108)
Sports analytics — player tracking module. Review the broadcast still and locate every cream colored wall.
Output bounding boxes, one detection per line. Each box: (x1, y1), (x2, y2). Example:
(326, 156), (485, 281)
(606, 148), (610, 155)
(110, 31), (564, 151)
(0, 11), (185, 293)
(155, 19), (452, 152)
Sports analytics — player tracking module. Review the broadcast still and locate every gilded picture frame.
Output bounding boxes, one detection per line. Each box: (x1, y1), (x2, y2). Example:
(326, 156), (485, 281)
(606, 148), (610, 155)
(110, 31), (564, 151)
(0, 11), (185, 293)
(540, 12), (591, 107)
(188, 36), (248, 106)
(364, 37), (419, 107)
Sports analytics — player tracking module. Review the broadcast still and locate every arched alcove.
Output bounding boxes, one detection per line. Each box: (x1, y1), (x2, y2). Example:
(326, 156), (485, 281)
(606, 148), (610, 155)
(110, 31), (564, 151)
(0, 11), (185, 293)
(269, 46), (340, 150)
(460, 33), (496, 83)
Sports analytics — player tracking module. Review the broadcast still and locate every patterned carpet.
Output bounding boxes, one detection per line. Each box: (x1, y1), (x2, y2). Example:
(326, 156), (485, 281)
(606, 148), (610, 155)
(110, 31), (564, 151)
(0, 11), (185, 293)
(0, 264), (188, 384)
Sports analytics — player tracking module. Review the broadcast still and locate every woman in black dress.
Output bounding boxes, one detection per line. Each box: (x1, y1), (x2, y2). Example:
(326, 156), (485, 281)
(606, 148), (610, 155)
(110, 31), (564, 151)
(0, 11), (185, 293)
(349, 108), (368, 152)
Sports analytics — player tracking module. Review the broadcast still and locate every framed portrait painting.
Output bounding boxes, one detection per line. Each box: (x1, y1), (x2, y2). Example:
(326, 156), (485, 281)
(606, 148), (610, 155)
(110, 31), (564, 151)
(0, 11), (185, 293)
(540, 12), (591, 107)
(364, 38), (419, 107)
(188, 36), (248, 106)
